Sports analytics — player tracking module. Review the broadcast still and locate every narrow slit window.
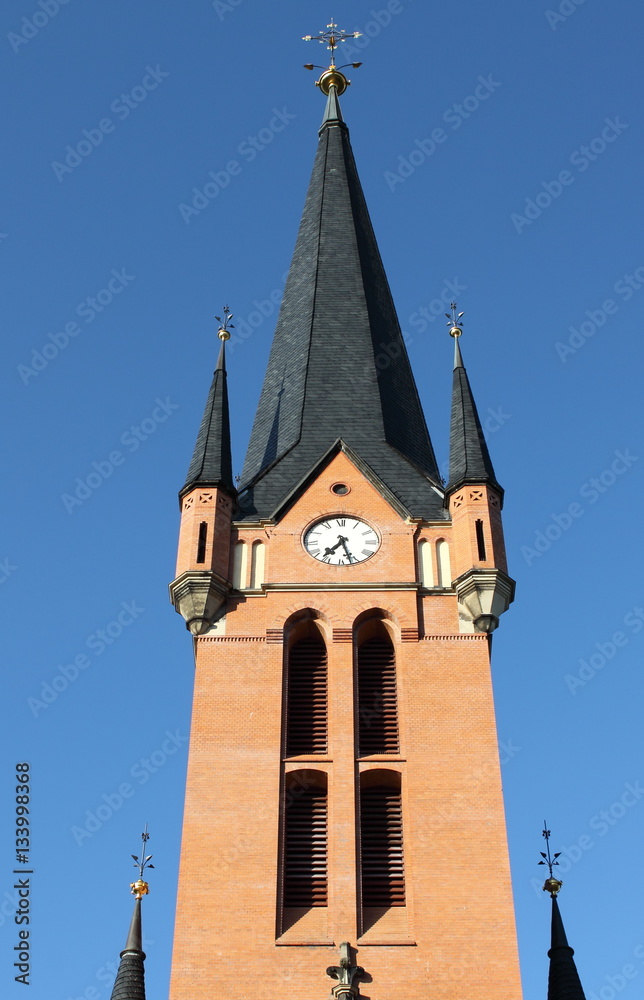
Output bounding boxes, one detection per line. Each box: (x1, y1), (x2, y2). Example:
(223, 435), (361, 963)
(196, 522), (208, 564)
(283, 780), (327, 908)
(357, 636), (399, 756)
(286, 636), (328, 756)
(475, 519), (486, 561)
(360, 782), (405, 907)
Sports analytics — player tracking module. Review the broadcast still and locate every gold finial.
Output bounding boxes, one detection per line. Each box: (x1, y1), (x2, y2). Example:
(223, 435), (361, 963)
(130, 826), (154, 898)
(303, 21), (363, 96)
(538, 822), (563, 896)
(215, 305), (234, 342)
(446, 302), (464, 339)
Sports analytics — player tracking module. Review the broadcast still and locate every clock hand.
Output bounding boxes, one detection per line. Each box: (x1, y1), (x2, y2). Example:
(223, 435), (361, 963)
(323, 539), (344, 556)
(339, 536), (354, 562)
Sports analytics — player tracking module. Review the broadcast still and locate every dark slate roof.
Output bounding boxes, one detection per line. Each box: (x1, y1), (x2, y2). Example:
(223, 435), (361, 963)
(109, 899), (147, 1000)
(547, 896), (587, 1000)
(182, 341), (235, 498)
(237, 88), (445, 522)
(446, 338), (503, 500)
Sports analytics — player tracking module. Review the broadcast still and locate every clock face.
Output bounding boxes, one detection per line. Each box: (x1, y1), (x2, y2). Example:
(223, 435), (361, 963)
(303, 516), (380, 565)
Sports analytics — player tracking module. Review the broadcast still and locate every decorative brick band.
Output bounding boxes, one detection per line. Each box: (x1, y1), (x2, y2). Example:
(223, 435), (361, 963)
(401, 628), (419, 642)
(266, 629), (284, 644)
(197, 635), (266, 643)
(421, 634), (487, 641)
(332, 629), (353, 643)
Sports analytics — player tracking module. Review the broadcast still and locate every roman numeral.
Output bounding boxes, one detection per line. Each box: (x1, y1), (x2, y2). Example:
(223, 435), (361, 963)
(337, 519), (346, 526)
(362, 549), (372, 557)
(322, 555), (331, 563)
(321, 522), (331, 529)
(310, 549), (320, 557)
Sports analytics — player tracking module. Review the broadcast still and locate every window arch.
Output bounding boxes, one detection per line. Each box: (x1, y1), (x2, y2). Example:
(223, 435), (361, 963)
(285, 623), (328, 757)
(436, 538), (452, 588)
(359, 770), (405, 910)
(356, 621), (399, 756)
(250, 540), (265, 588)
(418, 538), (434, 587)
(232, 540), (247, 590)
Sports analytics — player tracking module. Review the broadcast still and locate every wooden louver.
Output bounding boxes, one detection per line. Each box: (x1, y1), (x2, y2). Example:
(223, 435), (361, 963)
(360, 785), (405, 907)
(283, 786), (327, 907)
(357, 636), (399, 755)
(286, 637), (327, 756)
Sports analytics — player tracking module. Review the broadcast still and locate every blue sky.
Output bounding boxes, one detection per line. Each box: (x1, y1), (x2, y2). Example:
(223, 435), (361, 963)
(1, 1), (643, 998)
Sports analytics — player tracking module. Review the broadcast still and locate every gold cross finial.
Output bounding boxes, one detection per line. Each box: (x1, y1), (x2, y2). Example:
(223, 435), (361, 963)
(538, 822), (563, 896)
(302, 21), (362, 65)
(446, 302), (464, 338)
(215, 305), (234, 341)
(302, 20), (363, 96)
(130, 825), (154, 898)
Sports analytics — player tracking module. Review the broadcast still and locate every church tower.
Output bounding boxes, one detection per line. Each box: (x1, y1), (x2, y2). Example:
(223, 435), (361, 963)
(168, 30), (522, 1000)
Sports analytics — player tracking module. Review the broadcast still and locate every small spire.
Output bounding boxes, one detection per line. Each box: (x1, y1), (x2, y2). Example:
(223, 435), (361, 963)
(538, 825), (587, 1000)
(181, 306), (236, 498)
(446, 305), (502, 499)
(109, 829), (153, 1000)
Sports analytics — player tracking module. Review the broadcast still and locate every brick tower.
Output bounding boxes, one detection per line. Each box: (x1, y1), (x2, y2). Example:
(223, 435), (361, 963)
(168, 51), (523, 1000)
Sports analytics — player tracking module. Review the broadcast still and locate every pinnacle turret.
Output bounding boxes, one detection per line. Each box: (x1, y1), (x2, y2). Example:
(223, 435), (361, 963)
(182, 317), (235, 500)
(446, 314), (502, 501)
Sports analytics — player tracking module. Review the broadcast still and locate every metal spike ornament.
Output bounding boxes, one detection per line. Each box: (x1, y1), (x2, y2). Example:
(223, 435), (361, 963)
(130, 825), (154, 899)
(446, 302), (465, 338)
(302, 20), (362, 96)
(538, 822), (563, 897)
(215, 305), (234, 342)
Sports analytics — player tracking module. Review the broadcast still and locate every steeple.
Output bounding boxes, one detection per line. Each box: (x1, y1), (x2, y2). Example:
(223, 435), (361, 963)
(182, 311), (235, 500)
(109, 832), (153, 1000)
(547, 894), (587, 1000)
(447, 308), (502, 500)
(238, 77), (444, 522)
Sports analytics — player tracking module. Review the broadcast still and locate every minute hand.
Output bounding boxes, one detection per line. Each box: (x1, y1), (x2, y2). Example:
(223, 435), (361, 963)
(338, 536), (355, 562)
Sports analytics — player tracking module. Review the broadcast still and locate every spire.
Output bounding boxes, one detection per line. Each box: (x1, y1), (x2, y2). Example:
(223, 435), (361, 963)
(539, 824), (587, 1000)
(109, 831), (154, 1000)
(239, 67), (443, 521)
(446, 307), (502, 499)
(182, 309), (235, 498)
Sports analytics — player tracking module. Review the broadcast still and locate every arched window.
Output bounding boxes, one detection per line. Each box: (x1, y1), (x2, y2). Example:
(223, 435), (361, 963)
(282, 771), (327, 910)
(250, 540), (265, 588)
(232, 541), (247, 590)
(436, 538), (451, 588)
(418, 538), (433, 587)
(357, 629), (399, 756)
(360, 771), (405, 909)
(285, 632), (328, 756)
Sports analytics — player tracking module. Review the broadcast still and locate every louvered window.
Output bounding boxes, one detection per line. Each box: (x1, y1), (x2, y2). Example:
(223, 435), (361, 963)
(283, 784), (327, 907)
(360, 784), (405, 907)
(286, 637), (327, 756)
(357, 636), (399, 755)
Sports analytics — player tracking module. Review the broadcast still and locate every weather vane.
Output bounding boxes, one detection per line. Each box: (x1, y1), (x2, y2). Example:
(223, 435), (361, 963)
(446, 302), (465, 338)
(538, 822), (563, 897)
(215, 305), (234, 342)
(303, 20), (363, 95)
(130, 825), (154, 899)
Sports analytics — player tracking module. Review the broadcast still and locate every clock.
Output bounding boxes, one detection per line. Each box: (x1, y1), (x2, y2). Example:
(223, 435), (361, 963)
(303, 516), (380, 565)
